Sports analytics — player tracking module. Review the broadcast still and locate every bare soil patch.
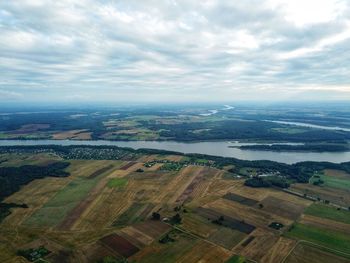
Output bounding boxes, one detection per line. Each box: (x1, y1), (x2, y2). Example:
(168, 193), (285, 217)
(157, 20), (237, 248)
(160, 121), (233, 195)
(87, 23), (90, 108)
(223, 192), (259, 206)
(195, 207), (256, 234)
(88, 165), (114, 179)
(119, 226), (154, 247)
(100, 233), (139, 258)
(257, 196), (306, 220)
(133, 220), (172, 239)
(52, 129), (91, 140)
(120, 162), (137, 170)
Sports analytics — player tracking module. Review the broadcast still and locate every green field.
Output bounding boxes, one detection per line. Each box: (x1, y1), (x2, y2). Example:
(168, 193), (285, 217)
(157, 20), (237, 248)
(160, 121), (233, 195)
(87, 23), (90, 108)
(225, 255), (253, 263)
(24, 176), (100, 227)
(305, 204), (350, 225)
(107, 178), (128, 188)
(310, 174), (350, 190)
(285, 223), (350, 254)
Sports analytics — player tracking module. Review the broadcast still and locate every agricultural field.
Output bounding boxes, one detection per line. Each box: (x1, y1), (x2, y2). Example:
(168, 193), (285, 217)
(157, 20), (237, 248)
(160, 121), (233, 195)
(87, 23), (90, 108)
(304, 203), (350, 224)
(285, 243), (350, 263)
(310, 170), (350, 190)
(284, 223), (350, 254)
(0, 149), (350, 263)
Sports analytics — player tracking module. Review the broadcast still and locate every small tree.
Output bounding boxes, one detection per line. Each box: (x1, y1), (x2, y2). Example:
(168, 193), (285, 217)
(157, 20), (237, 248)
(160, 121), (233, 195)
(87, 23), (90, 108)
(171, 213), (182, 224)
(152, 212), (161, 220)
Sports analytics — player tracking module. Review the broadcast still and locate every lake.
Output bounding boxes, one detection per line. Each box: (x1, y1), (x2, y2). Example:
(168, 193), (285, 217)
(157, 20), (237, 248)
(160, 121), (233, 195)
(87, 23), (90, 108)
(1, 140), (350, 164)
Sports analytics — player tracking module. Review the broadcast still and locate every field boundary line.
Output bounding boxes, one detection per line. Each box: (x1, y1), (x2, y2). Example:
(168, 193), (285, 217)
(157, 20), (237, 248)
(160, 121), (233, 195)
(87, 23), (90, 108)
(281, 239), (350, 263)
(169, 223), (259, 263)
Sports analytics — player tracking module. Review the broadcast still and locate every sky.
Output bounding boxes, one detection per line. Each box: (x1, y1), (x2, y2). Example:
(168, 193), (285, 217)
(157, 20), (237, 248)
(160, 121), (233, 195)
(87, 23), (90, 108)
(0, 0), (350, 103)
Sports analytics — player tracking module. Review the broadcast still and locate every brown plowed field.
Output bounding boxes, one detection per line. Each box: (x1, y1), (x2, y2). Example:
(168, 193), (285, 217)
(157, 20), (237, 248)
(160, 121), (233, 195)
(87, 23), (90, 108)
(223, 192), (259, 206)
(120, 226), (154, 247)
(100, 233), (139, 258)
(88, 165), (114, 179)
(120, 162), (137, 170)
(133, 220), (171, 239)
(195, 207), (256, 234)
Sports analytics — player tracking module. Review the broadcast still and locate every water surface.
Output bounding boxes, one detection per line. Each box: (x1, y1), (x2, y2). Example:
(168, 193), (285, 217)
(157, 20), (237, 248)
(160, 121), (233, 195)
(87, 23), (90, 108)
(1, 140), (350, 164)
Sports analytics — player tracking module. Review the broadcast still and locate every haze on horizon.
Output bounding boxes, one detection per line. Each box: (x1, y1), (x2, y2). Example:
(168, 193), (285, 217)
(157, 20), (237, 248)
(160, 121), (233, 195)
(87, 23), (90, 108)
(0, 0), (350, 103)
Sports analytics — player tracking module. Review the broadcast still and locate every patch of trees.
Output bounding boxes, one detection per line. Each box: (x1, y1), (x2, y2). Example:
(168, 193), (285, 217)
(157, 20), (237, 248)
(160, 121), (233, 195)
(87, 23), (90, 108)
(244, 176), (290, 188)
(268, 222), (284, 230)
(244, 177), (272, 188)
(170, 213), (182, 224)
(0, 203), (28, 223)
(212, 215), (225, 225)
(151, 212), (161, 220)
(0, 162), (70, 201)
(17, 246), (51, 262)
(159, 233), (175, 244)
(313, 179), (324, 185)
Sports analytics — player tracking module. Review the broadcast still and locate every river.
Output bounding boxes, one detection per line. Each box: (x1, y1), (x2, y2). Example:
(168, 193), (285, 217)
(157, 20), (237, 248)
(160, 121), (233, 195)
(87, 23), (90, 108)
(0, 140), (350, 164)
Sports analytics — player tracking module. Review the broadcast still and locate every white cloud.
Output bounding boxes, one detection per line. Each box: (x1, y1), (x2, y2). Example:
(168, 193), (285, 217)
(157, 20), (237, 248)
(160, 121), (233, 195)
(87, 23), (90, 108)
(0, 0), (349, 102)
(268, 0), (346, 27)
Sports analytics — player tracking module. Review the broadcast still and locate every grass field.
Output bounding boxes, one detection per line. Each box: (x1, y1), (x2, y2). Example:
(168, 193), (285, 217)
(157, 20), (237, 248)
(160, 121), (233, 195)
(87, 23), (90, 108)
(285, 243), (350, 263)
(304, 204), (350, 225)
(310, 173), (350, 190)
(285, 223), (350, 254)
(225, 255), (252, 263)
(24, 176), (101, 227)
(107, 178), (128, 188)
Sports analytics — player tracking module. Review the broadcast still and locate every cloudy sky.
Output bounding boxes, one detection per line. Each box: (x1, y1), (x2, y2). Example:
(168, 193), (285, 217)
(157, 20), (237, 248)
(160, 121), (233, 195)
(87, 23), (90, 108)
(0, 0), (350, 103)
